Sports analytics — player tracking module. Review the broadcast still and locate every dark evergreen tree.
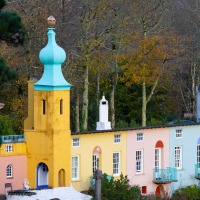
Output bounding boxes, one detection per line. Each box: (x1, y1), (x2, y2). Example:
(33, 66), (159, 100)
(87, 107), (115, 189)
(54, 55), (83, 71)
(0, 0), (24, 45)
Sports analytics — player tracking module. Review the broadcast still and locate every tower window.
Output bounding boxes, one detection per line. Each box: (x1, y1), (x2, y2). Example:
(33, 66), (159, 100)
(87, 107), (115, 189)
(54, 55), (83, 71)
(102, 101), (106, 105)
(43, 99), (46, 115)
(60, 99), (63, 115)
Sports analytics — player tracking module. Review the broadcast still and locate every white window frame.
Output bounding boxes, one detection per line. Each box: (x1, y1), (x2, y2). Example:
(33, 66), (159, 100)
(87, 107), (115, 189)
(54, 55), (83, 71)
(72, 138), (80, 147)
(72, 155), (79, 180)
(92, 154), (99, 173)
(113, 152), (120, 176)
(136, 149), (143, 174)
(114, 134), (121, 144)
(5, 144), (13, 152)
(175, 129), (182, 138)
(197, 145), (200, 165)
(6, 164), (13, 178)
(136, 132), (143, 141)
(175, 146), (182, 169)
(155, 148), (161, 169)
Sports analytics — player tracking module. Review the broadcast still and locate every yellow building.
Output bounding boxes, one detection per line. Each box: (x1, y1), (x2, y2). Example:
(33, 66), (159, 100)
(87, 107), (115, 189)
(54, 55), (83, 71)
(71, 130), (127, 192)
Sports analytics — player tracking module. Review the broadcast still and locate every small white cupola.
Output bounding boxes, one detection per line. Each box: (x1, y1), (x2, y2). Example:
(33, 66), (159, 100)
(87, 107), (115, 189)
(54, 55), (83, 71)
(96, 94), (111, 130)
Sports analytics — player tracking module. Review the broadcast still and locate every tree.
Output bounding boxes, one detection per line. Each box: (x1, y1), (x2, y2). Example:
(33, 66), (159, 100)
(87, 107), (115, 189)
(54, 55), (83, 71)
(0, 0), (24, 45)
(0, 0), (26, 134)
(0, 59), (16, 85)
(0, 115), (14, 135)
(120, 33), (178, 126)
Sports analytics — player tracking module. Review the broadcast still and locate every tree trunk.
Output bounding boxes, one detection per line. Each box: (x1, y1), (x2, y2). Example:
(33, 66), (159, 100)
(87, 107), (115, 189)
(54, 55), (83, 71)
(96, 74), (100, 106)
(81, 65), (89, 131)
(110, 76), (115, 128)
(75, 89), (80, 132)
(142, 81), (147, 127)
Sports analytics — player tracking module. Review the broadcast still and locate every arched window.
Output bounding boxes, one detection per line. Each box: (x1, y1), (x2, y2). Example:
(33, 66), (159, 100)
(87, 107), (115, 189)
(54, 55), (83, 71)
(60, 99), (63, 115)
(155, 140), (164, 169)
(155, 140), (164, 148)
(6, 164), (13, 178)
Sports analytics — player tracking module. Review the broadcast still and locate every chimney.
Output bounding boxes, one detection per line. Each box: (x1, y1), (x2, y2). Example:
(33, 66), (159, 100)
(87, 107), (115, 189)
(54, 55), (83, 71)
(96, 94), (111, 130)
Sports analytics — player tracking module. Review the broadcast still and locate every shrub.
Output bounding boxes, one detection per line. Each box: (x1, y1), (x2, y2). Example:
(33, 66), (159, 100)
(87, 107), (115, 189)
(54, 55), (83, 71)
(93, 173), (143, 200)
(171, 184), (200, 200)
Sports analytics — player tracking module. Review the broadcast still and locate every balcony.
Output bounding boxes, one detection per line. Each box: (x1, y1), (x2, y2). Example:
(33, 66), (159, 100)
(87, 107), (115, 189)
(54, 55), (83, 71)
(153, 167), (177, 183)
(195, 164), (200, 179)
(90, 174), (113, 189)
(1, 135), (25, 143)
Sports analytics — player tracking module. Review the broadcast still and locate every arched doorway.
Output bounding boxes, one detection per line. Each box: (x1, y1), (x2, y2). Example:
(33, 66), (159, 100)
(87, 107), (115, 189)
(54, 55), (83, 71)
(155, 185), (164, 196)
(58, 169), (65, 187)
(37, 162), (48, 188)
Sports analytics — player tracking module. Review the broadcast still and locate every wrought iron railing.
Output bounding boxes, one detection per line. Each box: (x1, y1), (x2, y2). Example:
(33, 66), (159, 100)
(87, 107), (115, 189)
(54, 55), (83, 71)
(195, 164), (200, 179)
(153, 167), (177, 183)
(1, 135), (25, 143)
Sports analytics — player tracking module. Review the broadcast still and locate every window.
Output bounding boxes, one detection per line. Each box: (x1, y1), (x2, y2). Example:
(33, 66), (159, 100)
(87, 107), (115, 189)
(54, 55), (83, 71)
(136, 150), (143, 173)
(114, 134), (121, 143)
(60, 99), (63, 115)
(5, 145), (12, 152)
(6, 165), (13, 178)
(197, 145), (200, 165)
(155, 148), (161, 169)
(93, 154), (98, 173)
(142, 186), (147, 194)
(72, 156), (79, 180)
(72, 138), (80, 147)
(175, 129), (182, 138)
(175, 146), (182, 169)
(137, 133), (143, 141)
(43, 99), (46, 115)
(113, 152), (120, 176)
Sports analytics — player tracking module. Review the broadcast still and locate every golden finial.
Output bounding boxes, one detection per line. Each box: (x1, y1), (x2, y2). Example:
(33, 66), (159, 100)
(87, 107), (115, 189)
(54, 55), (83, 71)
(47, 15), (56, 28)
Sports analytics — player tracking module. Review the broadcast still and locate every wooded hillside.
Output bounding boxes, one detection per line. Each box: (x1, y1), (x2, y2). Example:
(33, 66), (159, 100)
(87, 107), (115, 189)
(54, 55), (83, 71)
(0, 0), (200, 133)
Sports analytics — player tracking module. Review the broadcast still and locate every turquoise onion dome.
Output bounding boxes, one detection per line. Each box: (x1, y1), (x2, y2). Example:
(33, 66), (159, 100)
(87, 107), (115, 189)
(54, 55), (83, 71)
(39, 28), (66, 65)
(34, 16), (71, 91)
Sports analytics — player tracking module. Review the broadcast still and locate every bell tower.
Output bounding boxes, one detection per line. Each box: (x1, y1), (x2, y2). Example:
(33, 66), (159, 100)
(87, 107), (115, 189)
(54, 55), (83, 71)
(24, 16), (71, 188)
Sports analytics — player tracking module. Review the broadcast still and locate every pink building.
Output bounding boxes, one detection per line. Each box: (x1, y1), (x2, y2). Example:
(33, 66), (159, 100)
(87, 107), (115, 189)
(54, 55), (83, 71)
(126, 127), (176, 196)
(0, 155), (27, 194)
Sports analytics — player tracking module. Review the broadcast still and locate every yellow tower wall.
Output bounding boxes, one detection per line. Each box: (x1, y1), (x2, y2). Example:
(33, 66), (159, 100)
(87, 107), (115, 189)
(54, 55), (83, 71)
(24, 89), (71, 188)
(24, 78), (37, 130)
